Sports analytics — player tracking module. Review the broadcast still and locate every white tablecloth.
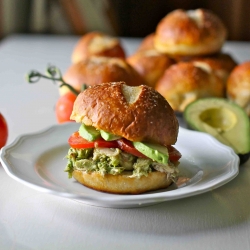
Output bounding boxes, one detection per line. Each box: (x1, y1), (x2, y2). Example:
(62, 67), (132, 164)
(0, 35), (250, 250)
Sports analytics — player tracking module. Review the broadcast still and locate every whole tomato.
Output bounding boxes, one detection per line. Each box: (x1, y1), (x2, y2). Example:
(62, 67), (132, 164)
(0, 113), (8, 148)
(55, 92), (77, 123)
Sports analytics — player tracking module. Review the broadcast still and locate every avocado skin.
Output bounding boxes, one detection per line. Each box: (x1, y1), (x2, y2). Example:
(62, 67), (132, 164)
(187, 123), (250, 165)
(184, 98), (250, 155)
(239, 152), (250, 165)
(133, 141), (169, 164)
(186, 123), (250, 165)
(79, 124), (101, 141)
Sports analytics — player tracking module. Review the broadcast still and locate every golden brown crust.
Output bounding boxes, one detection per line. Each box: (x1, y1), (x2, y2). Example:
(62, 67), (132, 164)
(71, 31), (126, 64)
(70, 82), (179, 146)
(154, 9), (227, 56)
(61, 56), (145, 96)
(226, 61), (250, 116)
(189, 53), (237, 85)
(73, 170), (173, 194)
(155, 61), (225, 112)
(126, 49), (174, 88)
(137, 33), (155, 51)
(170, 53), (237, 85)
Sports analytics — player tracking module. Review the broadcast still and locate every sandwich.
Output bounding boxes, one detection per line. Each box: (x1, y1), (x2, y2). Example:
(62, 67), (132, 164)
(65, 82), (181, 194)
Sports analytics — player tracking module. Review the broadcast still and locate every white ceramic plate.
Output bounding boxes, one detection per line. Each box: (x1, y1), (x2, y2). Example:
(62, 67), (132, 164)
(0, 123), (239, 208)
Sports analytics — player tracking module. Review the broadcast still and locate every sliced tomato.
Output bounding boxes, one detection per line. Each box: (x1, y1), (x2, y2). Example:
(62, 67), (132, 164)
(117, 139), (181, 161)
(117, 138), (148, 158)
(94, 139), (118, 148)
(167, 145), (182, 162)
(68, 132), (182, 162)
(68, 132), (118, 149)
(68, 132), (94, 148)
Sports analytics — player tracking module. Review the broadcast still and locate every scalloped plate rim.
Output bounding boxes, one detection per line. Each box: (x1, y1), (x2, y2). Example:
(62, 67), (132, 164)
(0, 123), (239, 208)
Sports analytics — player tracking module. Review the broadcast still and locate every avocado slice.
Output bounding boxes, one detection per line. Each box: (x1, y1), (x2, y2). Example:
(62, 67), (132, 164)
(183, 98), (250, 155)
(79, 124), (101, 141)
(133, 141), (169, 164)
(100, 130), (122, 141)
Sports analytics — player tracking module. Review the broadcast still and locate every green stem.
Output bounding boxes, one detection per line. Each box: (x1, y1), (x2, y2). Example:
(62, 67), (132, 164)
(25, 65), (80, 96)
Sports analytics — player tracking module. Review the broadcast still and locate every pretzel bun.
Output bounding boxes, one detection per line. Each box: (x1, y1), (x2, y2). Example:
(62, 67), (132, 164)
(61, 56), (145, 95)
(227, 61), (250, 116)
(71, 31), (126, 64)
(155, 61), (225, 112)
(170, 53), (237, 85)
(137, 33), (155, 51)
(126, 49), (174, 88)
(70, 82), (179, 146)
(190, 53), (237, 85)
(154, 9), (227, 57)
(72, 171), (173, 194)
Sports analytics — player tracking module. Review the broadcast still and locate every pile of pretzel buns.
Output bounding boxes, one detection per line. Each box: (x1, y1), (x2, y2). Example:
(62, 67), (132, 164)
(62, 8), (250, 117)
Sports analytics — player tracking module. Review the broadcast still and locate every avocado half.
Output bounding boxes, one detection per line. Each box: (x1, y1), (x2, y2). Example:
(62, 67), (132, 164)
(184, 98), (250, 164)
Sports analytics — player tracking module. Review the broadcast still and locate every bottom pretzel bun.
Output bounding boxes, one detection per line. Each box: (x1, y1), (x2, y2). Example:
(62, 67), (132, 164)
(60, 56), (145, 96)
(73, 170), (173, 194)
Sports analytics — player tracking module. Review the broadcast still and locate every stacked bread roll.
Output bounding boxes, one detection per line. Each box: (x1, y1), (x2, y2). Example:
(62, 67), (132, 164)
(61, 56), (145, 95)
(61, 31), (145, 96)
(226, 61), (250, 116)
(62, 9), (250, 117)
(71, 31), (126, 64)
(126, 9), (238, 112)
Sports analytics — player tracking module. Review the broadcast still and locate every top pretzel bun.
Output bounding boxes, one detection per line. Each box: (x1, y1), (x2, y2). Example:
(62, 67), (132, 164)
(71, 31), (126, 64)
(154, 9), (227, 57)
(70, 82), (179, 146)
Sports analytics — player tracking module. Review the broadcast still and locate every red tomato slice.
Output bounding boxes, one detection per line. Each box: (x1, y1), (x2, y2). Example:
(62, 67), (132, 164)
(167, 145), (182, 162)
(68, 132), (118, 149)
(94, 139), (118, 148)
(117, 138), (148, 158)
(56, 92), (77, 124)
(68, 132), (94, 148)
(68, 132), (182, 162)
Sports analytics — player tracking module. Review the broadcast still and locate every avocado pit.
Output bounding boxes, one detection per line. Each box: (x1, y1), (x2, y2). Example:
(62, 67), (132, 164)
(199, 107), (237, 133)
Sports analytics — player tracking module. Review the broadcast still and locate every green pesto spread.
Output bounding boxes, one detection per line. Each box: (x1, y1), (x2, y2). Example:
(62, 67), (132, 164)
(65, 147), (179, 180)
